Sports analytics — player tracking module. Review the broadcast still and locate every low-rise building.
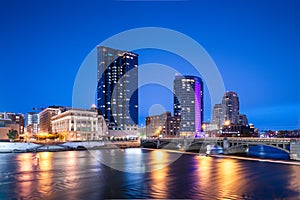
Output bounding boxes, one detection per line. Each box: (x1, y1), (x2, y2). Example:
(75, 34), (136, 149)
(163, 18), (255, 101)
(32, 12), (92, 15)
(0, 118), (20, 140)
(146, 112), (180, 138)
(221, 124), (255, 137)
(51, 108), (107, 141)
(0, 112), (24, 140)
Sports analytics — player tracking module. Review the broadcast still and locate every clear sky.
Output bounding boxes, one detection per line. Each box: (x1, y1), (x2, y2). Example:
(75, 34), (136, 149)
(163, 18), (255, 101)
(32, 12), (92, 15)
(0, 0), (299, 130)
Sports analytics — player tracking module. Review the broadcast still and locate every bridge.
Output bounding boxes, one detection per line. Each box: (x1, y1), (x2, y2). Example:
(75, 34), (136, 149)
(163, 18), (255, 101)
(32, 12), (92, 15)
(140, 137), (300, 161)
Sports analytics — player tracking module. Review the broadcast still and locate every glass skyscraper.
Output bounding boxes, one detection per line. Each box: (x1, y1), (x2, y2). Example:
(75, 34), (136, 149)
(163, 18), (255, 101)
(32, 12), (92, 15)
(174, 75), (203, 137)
(97, 46), (138, 130)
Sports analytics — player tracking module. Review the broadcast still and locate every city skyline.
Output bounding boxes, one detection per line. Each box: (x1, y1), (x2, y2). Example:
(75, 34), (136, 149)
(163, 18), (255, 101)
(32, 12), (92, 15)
(0, 0), (299, 130)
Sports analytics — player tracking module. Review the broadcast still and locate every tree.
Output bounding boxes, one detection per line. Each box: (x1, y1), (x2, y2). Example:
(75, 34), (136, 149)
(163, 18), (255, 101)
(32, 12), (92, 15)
(7, 129), (19, 141)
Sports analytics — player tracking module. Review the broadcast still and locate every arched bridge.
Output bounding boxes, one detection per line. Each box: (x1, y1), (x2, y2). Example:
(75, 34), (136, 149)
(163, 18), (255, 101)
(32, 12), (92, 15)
(140, 137), (300, 160)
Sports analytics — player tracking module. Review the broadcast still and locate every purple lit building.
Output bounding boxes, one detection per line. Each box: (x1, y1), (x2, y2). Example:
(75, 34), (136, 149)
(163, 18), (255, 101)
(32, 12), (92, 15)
(174, 75), (203, 137)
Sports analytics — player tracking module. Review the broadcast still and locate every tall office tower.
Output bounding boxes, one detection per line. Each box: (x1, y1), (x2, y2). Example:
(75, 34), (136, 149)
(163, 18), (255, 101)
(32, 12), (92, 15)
(221, 91), (240, 125)
(174, 75), (203, 137)
(97, 46), (138, 130)
(212, 103), (223, 129)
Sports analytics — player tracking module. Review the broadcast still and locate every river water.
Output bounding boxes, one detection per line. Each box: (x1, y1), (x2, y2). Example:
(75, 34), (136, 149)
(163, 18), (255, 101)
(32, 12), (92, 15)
(0, 148), (299, 199)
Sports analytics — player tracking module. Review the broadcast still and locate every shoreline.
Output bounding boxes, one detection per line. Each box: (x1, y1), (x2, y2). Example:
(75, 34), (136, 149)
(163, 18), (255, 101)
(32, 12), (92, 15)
(0, 141), (140, 153)
(141, 148), (300, 166)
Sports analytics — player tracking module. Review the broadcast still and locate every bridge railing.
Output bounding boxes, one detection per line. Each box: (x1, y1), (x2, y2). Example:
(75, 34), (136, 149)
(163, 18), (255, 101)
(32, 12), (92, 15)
(144, 137), (300, 142)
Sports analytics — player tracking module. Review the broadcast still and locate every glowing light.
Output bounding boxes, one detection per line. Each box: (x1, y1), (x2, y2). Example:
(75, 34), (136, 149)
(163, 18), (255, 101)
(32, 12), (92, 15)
(194, 78), (201, 136)
(224, 120), (231, 126)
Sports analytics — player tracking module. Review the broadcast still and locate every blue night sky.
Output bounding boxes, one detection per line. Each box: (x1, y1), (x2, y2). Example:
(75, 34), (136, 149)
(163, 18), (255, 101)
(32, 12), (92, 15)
(0, 0), (299, 130)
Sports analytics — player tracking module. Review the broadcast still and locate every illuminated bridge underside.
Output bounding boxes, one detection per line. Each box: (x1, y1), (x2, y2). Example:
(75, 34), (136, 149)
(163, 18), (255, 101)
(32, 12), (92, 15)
(140, 137), (300, 160)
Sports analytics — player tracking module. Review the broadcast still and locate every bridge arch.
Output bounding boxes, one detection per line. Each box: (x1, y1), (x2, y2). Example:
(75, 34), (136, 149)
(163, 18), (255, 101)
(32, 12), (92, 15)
(247, 144), (289, 154)
(141, 141), (157, 148)
(227, 143), (289, 154)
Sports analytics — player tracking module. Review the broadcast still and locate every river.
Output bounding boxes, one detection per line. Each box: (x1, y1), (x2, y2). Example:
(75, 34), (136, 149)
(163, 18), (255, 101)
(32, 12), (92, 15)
(0, 148), (299, 199)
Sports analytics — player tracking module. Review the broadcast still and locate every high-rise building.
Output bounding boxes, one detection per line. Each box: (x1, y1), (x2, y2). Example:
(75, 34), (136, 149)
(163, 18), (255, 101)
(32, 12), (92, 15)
(221, 91), (240, 125)
(212, 103), (223, 129)
(174, 75), (203, 137)
(97, 46), (138, 131)
(145, 112), (180, 138)
(39, 106), (65, 134)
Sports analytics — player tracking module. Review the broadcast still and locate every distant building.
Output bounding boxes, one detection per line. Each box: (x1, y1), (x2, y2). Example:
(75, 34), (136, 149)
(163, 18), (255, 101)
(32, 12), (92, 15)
(221, 124), (254, 137)
(238, 114), (248, 126)
(39, 106), (65, 134)
(51, 108), (107, 141)
(212, 91), (250, 129)
(174, 75), (203, 137)
(25, 112), (39, 134)
(25, 112), (39, 126)
(0, 112), (24, 138)
(202, 122), (219, 137)
(221, 91), (240, 125)
(0, 116), (21, 140)
(212, 103), (223, 129)
(97, 46), (138, 132)
(26, 123), (39, 135)
(145, 112), (180, 138)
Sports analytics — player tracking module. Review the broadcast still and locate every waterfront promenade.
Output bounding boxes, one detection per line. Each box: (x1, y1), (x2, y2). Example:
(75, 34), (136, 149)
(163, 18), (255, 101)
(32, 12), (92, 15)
(0, 140), (140, 153)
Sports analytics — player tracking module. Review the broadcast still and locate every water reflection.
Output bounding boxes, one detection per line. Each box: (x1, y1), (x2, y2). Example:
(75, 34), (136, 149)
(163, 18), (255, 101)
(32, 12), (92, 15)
(15, 153), (36, 198)
(216, 159), (247, 198)
(149, 165), (169, 199)
(195, 156), (212, 188)
(37, 152), (53, 197)
(289, 165), (300, 196)
(150, 150), (169, 171)
(1, 149), (300, 199)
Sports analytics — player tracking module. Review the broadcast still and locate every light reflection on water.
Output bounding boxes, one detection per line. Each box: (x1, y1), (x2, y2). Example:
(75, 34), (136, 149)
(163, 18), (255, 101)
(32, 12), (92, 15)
(0, 149), (299, 199)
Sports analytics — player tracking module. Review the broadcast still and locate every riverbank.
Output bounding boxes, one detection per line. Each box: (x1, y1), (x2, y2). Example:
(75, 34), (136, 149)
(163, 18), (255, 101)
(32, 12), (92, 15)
(0, 141), (140, 153)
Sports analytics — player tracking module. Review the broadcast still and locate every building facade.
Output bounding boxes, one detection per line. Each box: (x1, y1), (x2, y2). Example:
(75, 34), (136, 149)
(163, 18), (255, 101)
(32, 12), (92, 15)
(212, 103), (223, 129)
(97, 46), (138, 132)
(51, 108), (107, 141)
(238, 114), (249, 126)
(174, 75), (203, 137)
(145, 112), (180, 138)
(25, 112), (40, 134)
(0, 113), (22, 140)
(39, 106), (65, 134)
(25, 112), (39, 126)
(221, 91), (240, 125)
(0, 112), (24, 136)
